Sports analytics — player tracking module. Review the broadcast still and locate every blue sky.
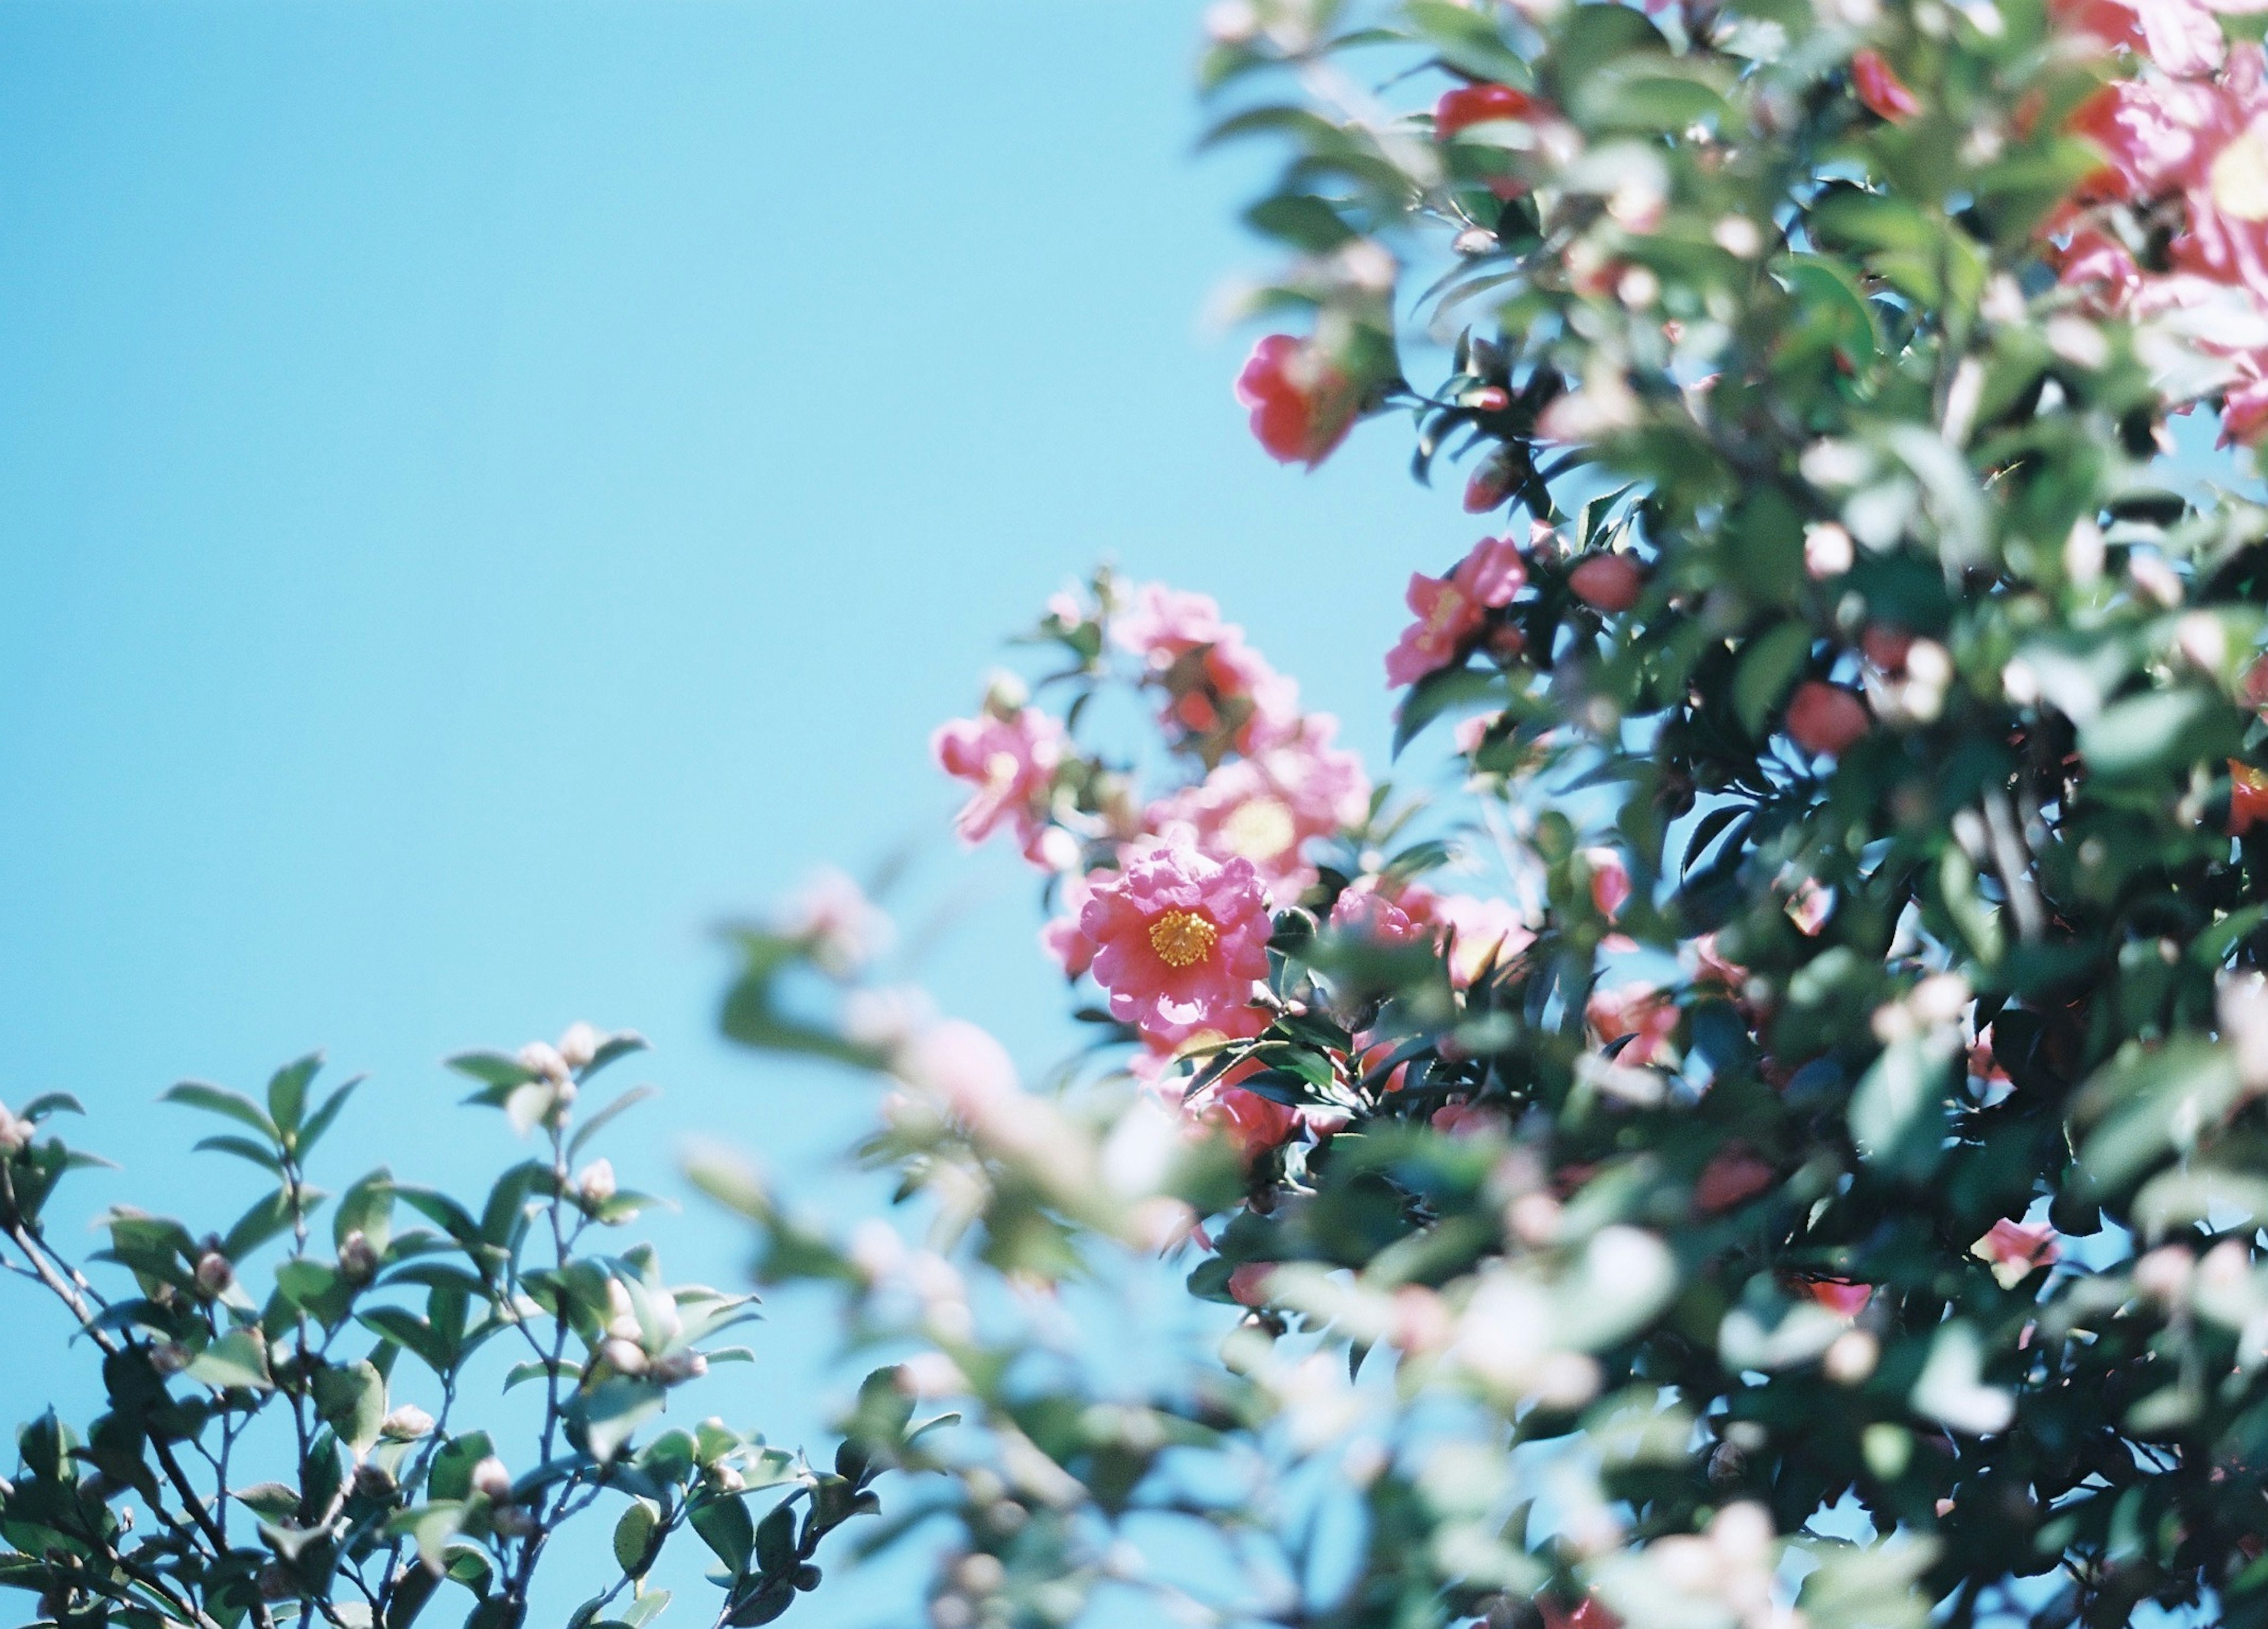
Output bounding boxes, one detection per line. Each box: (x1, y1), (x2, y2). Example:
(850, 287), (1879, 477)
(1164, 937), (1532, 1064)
(0, 1), (1470, 1617)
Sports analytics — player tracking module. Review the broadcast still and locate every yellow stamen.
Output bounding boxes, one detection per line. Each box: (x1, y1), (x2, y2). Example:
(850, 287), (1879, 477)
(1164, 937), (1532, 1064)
(1148, 909), (1218, 968)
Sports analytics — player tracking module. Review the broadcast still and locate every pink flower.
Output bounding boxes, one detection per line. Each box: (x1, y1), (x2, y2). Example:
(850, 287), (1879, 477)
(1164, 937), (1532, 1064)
(1113, 582), (1301, 754)
(1385, 537), (1528, 688)
(1329, 878), (1426, 944)
(1850, 48), (1923, 120)
(1146, 715), (1370, 897)
(1191, 1059), (1302, 1161)
(1082, 842), (1274, 1045)
(1236, 334), (1358, 467)
(1567, 553), (1644, 612)
(1582, 846), (1632, 921)
(1695, 1145), (1777, 1214)
(1432, 893), (1534, 986)
(1785, 680), (1871, 758)
(1587, 983), (1679, 1066)
(1226, 1260), (1278, 1306)
(1973, 1217), (2061, 1287)
(1688, 932), (1749, 992)
(1041, 871), (1105, 978)
(933, 708), (1065, 857)
(1805, 1278), (1873, 1318)
(2055, 0), (2227, 77)
(898, 1019), (1019, 1123)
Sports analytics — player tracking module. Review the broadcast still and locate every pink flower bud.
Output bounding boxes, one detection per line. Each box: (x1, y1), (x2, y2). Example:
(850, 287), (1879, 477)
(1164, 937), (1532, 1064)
(1567, 554), (1643, 612)
(471, 1455), (513, 1502)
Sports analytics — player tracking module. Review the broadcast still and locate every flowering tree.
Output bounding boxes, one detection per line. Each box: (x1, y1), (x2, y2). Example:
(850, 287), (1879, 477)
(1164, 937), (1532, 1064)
(706, 2), (2268, 1629)
(0, 1037), (915, 1628)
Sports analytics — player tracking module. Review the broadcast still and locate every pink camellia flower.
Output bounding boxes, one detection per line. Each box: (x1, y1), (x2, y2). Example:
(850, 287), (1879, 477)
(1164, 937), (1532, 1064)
(1805, 1278), (1873, 1318)
(1082, 841), (1274, 1044)
(1385, 536), (1528, 688)
(1226, 1260), (1277, 1307)
(1146, 714), (1370, 896)
(1785, 680), (1872, 758)
(1587, 983), (1679, 1065)
(1113, 581), (1302, 753)
(1582, 846), (1632, 921)
(1191, 1059), (1302, 1161)
(932, 708), (1065, 857)
(1236, 334), (1358, 467)
(1850, 48), (1923, 121)
(897, 1019), (1019, 1125)
(1432, 892), (1534, 986)
(1972, 1217), (2061, 1288)
(1040, 870), (1105, 978)
(2054, 0), (2227, 79)
(1687, 931), (1749, 991)
(1567, 553), (1644, 612)
(1695, 1145), (1777, 1214)
(1329, 878), (1426, 944)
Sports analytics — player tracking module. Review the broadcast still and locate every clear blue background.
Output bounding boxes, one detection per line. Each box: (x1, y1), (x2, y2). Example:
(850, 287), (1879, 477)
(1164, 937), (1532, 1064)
(0, 1), (1468, 1618)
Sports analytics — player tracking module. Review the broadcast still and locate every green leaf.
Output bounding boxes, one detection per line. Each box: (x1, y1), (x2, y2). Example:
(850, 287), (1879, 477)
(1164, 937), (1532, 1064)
(692, 1491), (756, 1576)
(1849, 1035), (1952, 1180)
(569, 1084), (660, 1159)
(161, 1081), (277, 1141)
(334, 1169), (395, 1255)
(580, 1379), (666, 1464)
(314, 1358), (387, 1452)
(221, 1187), (305, 1263)
(184, 1329), (272, 1391)
(266, 1052), (323, 1136)
(298, 1075), (364, 1156)
(2078, 687), (2235, 783)
(614, 1498), (662, 1579)
(1244, 194), (1355, 252)
(1733, 621), (1815, 737)
(753, 1501), (797, 1575)
(444, 1050), (540, 1089)
(194, 1134), (283, 1174)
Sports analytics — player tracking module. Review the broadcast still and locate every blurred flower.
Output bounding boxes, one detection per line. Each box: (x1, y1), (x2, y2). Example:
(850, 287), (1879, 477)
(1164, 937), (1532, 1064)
(784, 867), (896, 976)
(1972, 1217), (2060, 1288)
(934, 708), (1066, 862)
(1386, 536), (1528, 687)
(1567, 553), (1643, 612)
(1236, 334), (1357, 467)
(1850, 49), (1922, 120)
(1785, 680), (1871, 757)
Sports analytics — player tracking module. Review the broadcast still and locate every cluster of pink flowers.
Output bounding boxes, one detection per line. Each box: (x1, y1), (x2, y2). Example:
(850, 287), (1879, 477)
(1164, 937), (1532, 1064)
(2054, 0), (2268, 440)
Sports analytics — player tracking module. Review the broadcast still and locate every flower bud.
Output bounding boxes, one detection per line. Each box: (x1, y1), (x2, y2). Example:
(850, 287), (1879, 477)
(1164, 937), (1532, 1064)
(351, 1462), (398, 1499)
(149, 1341), (191, 1377)
(517, 1041), (570, 1083)
(337, 1230), (379, 1283)
(575, 1158), (618, 1210)
(556, 1022), (601, 1072)
(380, 1405), (435, 1441)
(601, 1337), (649, 1376)
(0, 1105), (28, 1156)
(471, 1455), (513, 1502)
(652, 1350), (709, 1386)
(194, 1252), (234, 1297)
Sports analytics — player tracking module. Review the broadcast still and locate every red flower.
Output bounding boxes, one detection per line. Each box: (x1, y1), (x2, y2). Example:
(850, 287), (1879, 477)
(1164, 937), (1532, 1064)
(1785, 681), (1871, 758)
(1568, 553), (1644, 612)
(1850, 50), (1922, 122)
(1235, 335), (1358, 467)
(1695, 1145), (1777, 1215)
(1384, 536), (1528, 687)
(2231, 759), (2268, 835)
(1434, 83), (1537, 141)
(1804, 1278), (1873, 1318)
